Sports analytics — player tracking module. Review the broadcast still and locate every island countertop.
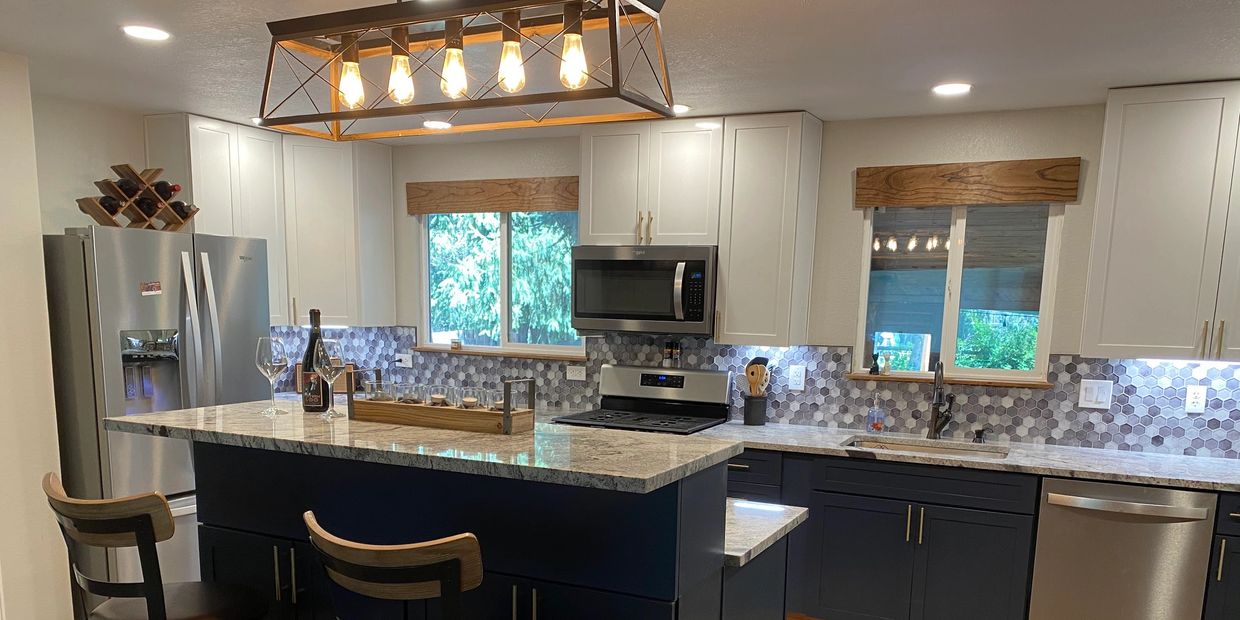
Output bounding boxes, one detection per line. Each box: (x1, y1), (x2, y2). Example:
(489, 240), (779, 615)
(104, 401), (742, 493)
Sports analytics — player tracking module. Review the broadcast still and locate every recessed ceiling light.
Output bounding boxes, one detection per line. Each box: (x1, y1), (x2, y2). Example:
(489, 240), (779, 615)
(250, 117), (263, 125)
(694, 121), (721, 130)
(122, 25), (170, 41)
(672, 104), (691, 114)
(423, 120), (453, 130)
(932, 82), (972, 96)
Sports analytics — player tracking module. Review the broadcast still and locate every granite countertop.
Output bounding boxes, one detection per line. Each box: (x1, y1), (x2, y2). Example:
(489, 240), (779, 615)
(701, 421), (1240, 492)
(103, 401), (742, 494)
(724, 498), (808, 568)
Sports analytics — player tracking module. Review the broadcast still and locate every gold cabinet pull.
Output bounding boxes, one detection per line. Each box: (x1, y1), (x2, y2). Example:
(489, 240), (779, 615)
(1218, 320), (1227, 359)
(917, 507), (926, 545)
(905, 505), (912, 542)
(1219, 538), (1228, 582)
(511, 584), (518, 620)
(1202, 321), (1210, 358)
(532, 587), (538, 620)
(727, 463), (750, 471)
(290, 545), (297, 605)
(272, 546), (282, 601)
(645, 210), (654, 244)
(636, 211), (644, 244)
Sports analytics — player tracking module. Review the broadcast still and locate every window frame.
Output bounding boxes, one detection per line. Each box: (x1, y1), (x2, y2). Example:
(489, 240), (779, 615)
(418, 211), (585, 357)
(853, 204), (1064, 384)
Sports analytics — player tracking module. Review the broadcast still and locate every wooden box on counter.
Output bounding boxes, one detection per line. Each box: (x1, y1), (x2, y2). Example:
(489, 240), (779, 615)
(352, 400), (534, 434)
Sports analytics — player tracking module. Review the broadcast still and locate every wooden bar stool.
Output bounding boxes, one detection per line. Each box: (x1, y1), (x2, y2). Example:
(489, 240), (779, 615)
(42, 473), (266, 620)
(303, 511), (483, 619)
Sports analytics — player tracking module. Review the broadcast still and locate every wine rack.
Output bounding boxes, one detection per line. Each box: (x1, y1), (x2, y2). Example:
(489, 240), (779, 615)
(76, 164), (198, 232)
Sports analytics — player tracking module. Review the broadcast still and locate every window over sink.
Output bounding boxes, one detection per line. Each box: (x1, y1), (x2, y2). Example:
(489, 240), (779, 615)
(423, 210), (582, 352)
(855, 203), (1062, 383)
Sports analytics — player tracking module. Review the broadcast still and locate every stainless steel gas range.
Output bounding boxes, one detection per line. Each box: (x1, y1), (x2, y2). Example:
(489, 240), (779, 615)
(553, 364), (733, 435)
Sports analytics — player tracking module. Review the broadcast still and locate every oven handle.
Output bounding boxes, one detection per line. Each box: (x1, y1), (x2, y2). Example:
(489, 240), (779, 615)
(673, 261), (686, 321)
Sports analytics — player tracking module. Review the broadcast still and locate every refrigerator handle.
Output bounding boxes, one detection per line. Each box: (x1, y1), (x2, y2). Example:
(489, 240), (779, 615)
(200, 252), (224, 407)
(181, 252), (205, 409)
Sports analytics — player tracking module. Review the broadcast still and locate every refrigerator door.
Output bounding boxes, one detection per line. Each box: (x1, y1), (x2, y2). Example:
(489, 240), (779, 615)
(86, 227), (198, 499)
(194, 234), (271, 406)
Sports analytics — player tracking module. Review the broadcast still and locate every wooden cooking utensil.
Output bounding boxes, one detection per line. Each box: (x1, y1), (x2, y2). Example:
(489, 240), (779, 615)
(747, 365), (768, 397)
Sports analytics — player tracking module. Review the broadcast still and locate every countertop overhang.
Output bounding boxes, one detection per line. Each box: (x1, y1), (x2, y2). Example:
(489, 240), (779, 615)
(104, 401), (742, 494)
(724, 498), (808, 567)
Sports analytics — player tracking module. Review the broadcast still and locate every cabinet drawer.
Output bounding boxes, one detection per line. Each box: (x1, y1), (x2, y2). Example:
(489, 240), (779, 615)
(727, 450), (782, 486)
(728, 481), (782, 504)
(1218, 494), (1240, 536)
(810, 457), (1038, 515)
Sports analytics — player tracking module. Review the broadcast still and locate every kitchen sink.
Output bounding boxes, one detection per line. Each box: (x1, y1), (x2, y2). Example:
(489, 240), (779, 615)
(842, 435), (1010, 459)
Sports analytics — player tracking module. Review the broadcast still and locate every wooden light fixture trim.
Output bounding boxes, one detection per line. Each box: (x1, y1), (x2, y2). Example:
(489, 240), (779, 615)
(855, 157), (1082, 209)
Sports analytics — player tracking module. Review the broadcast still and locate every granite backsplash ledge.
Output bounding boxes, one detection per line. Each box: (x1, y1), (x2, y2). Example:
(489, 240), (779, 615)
(271, 327), (1240, 460)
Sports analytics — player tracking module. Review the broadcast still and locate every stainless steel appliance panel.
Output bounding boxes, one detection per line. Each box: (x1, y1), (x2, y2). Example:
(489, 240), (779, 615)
(572, 245), (716, 335)
(599, 364), (732, 404)
(193, 234), (270, 406)
(1029, 478), (1217, 620)
(85, 227), (197, 499)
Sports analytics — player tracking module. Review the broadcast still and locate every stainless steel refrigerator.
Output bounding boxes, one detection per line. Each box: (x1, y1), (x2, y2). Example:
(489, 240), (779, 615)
(44, 226), (270, 584)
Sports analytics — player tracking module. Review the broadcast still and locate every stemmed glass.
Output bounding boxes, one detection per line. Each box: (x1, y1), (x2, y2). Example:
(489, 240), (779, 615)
(254, 337), (290, 417)
(313, 339), (346, 421)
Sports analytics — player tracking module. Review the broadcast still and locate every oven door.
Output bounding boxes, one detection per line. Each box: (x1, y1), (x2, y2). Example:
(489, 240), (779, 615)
(571, 245), (716, 335)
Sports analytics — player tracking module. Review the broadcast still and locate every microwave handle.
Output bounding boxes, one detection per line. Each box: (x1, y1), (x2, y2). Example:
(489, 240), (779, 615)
(673, 261), (686, 320)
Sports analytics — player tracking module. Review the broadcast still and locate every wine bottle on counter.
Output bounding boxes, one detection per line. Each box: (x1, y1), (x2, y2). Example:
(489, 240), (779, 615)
(301, 308), (330, 413)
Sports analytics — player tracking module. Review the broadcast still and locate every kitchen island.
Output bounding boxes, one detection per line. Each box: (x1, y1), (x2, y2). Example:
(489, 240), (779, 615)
(106, 401), (744, 619)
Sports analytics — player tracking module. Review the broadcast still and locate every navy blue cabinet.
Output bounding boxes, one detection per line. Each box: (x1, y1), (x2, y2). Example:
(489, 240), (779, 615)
(726, 450), (783, 503)
(910, 505), (1033, 620)
(1205, 535), (1240, 619)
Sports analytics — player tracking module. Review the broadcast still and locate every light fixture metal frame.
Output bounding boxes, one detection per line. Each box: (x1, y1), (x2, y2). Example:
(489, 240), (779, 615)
(256, 0), (674, 140)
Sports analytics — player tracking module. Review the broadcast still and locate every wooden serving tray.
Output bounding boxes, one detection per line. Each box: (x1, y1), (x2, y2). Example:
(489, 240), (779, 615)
(352, 400), (534, 434)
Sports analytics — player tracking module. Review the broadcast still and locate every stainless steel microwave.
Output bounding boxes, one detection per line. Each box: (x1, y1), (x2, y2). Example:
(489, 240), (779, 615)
(571, 245), (716, 335)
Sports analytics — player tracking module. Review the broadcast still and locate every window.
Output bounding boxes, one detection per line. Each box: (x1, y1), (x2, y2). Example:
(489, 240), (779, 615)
(856, 204), (1061, 382)
(425, 210), (581, 352)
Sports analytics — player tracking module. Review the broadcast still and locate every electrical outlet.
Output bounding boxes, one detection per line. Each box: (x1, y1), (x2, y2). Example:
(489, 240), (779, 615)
(1186, 385), (1208, 414)
(1078, 379), (1113, 410)
(566, 365), (587, 382)
(395, 353), (413, 368)
(788, 365), (806, 391)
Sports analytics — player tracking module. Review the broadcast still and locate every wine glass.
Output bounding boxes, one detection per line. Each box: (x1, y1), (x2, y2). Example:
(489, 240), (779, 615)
(313, 339), (346, 420)
(254, 337), (290, 417)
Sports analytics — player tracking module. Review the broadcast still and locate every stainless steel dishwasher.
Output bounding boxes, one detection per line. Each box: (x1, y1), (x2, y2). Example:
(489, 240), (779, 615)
(1029, 478), (1217, 620)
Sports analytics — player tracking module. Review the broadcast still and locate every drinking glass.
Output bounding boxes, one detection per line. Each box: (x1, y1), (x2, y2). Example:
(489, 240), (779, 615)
(313, 339), (346, 420)
(254, 337), (290, 417)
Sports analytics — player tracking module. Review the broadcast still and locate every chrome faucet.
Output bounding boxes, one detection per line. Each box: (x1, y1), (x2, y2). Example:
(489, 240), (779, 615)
(927, 361), (955, 440)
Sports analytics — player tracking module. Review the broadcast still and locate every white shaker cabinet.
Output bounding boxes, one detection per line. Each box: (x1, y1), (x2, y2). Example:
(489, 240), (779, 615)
(1082, 82), (1240, 360)
(236, 126), (289, 326)
(282, 136), (395, 327)
(715, 112), (822, 346)
(579, 123), (649, 245)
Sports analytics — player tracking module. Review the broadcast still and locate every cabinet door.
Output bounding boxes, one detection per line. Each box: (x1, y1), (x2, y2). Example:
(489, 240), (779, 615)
(647, 118), (722, 245)
(1083, 82), (1240, 359)
(798, 491), (916, 620)
(236, 125), (289, 326)
(187, 116), (241, 236)
(1206, 536), (1240, 619)
(283, 135), (359, 326)
(198, 525), (294, 618)
(528, 579), (675, 620)
(579, 123), (648, 245)
(1212, 107), (1240, 360)
(716, 113), (805, 346)
(461, 572), (524, 620)
(910, 505), (1033, 620)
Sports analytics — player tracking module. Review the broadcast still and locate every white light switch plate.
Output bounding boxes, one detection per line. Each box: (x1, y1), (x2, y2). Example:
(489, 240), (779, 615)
(566, 366), (586, 382)
(1078, 379), (1113, 410)
(395, 353), (413, 368)
(1186, 385), (1208, 414)
(788, 365), (806, 391)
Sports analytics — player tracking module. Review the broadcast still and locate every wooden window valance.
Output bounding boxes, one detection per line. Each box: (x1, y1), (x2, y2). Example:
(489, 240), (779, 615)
(406, 176), (579, 215)
(854, 157), (1081, 209)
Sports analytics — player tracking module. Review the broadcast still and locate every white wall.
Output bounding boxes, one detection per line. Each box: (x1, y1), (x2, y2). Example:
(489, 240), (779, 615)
(0, 51), (72, 620)
(32, 95), (146, 234)
(390, 137), (580, 326)
(809, 105), (1106, 353)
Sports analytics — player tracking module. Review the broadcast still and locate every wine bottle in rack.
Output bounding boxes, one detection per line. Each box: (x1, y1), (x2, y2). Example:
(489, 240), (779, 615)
(301, 308), (330, 413)
(153, 180), (181, 200)
(116, 178), (140, 198)
(169, 201), (190, 219)
(99, 195), (121, 215)
(136, 197), (158, 217)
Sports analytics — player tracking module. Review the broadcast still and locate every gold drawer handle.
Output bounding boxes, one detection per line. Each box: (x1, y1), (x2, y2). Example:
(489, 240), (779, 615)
(727, 463), (751, 471)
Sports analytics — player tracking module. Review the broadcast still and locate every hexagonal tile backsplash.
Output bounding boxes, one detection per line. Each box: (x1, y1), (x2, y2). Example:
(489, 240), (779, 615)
(272, 327), (1240, 460)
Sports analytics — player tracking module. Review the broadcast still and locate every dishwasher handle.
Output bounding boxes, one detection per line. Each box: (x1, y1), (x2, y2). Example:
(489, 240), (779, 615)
(1047, 492), (1210, 521)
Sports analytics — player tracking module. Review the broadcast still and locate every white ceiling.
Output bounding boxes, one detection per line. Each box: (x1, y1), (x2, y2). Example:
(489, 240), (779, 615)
(3, 0), (1239, 145)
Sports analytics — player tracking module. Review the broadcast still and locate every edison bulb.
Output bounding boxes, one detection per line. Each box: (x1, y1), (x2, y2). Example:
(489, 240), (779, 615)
(441, 48), (468, 99)
(886, 237), (898, 252)
(338, 61), (365, 109)
(387, 54), (415, 104)
(873, 237), (881, 252)
(497, 41), (526, 94)
(907, 235), (918, 252)
(559, 33), (588, 89)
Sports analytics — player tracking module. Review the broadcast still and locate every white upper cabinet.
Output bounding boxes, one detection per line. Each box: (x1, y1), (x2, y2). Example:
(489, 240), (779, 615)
(1082, 82), (1240, 360)
(185, 116), (241, 237)
(715, 112), (822, 346)
(580, 123), (649, 245)
(282, 135), (395, 327)
(236, 126), (288, 326)
(648, 118), (723, 245)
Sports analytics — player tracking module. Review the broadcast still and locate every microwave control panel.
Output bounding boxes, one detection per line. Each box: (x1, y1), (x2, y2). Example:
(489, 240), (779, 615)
(685, 270), (706, 321)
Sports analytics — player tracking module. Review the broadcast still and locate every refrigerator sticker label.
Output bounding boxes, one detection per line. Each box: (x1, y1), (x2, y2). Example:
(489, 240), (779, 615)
(140, 281), (163, 296)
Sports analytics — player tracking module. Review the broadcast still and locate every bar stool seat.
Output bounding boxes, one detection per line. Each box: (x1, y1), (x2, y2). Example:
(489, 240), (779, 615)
(42, 473), (266, 620)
